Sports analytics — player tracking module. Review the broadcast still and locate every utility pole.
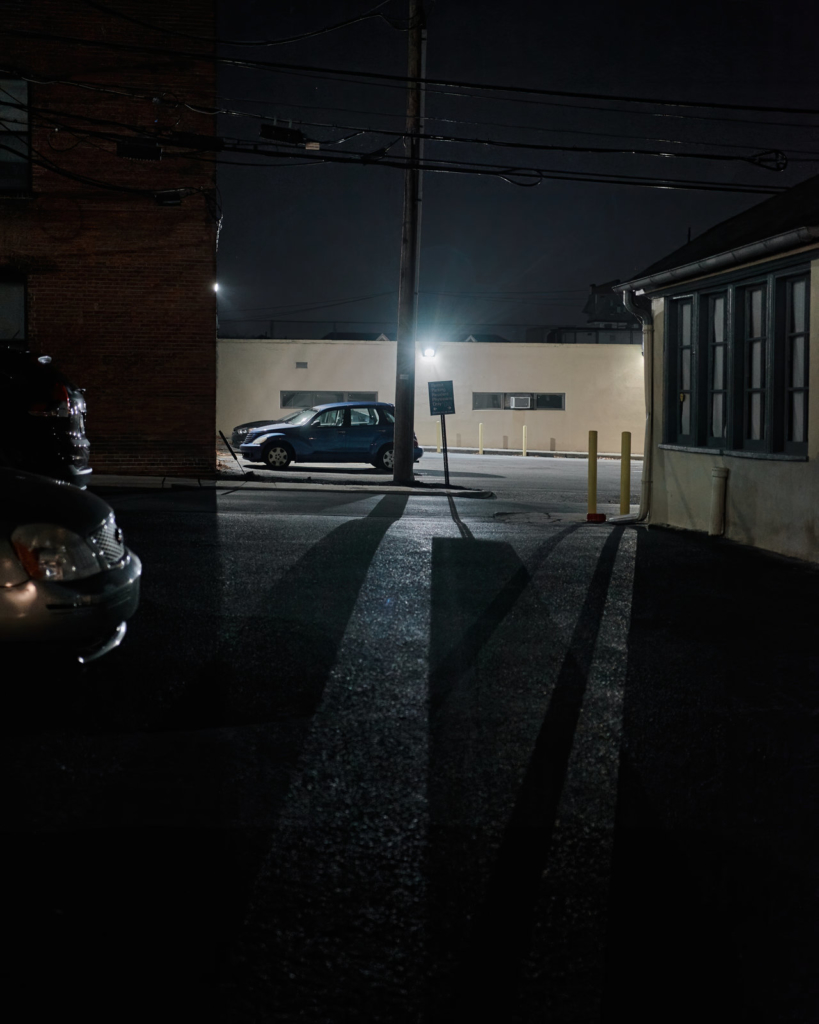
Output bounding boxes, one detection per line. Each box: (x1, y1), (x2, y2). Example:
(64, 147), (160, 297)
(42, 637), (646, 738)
(392, 0), (426, 484)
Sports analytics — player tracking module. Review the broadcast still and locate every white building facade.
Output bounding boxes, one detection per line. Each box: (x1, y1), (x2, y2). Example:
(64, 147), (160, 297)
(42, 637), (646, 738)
(217, 338), (645, 454)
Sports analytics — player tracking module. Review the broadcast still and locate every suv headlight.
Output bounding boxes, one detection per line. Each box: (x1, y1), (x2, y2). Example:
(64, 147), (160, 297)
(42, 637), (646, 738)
(11, 523), (101, 581)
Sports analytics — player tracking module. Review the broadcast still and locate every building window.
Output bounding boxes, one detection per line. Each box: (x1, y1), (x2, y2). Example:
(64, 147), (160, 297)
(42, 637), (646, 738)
(672, 297), (695, 443)
(0, 79), (29, 193)
(707, 293), (728, 442)
(664, 268), (808, 455)
(473, 392), (503, 409)
(535, 393), (565, 410)
(280, 390), (377, 408)
(0, 278), (25, 341)
(472, 391), (565, 410)
(785, 277), (808, 449)
(742, 283), (767, 446)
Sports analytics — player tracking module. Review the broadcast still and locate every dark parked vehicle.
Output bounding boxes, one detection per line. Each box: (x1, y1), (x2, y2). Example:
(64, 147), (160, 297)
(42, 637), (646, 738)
(231, 419), (283, 448)
(238, 402), (423, 471)
(0, 468), (141, 662)
(0, 347), (91, 485)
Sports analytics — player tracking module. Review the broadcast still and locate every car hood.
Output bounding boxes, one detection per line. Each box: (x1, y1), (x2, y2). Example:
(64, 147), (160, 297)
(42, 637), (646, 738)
(0, 468), (112, 534)
(246, 422), (293, 435)
(253, 417), (296, 430)
(236, 419), (284, 431)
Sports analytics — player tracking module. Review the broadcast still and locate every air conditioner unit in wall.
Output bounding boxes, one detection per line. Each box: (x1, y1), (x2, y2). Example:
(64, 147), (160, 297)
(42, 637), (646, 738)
(509, 396), (531, 409)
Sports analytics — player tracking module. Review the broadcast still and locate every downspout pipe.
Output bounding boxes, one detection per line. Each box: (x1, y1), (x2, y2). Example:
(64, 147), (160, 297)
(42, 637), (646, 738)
(621, 287), (654, 523)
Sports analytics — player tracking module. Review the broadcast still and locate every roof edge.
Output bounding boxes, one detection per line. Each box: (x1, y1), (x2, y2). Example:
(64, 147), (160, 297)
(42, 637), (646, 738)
(621, 225), (819, 293)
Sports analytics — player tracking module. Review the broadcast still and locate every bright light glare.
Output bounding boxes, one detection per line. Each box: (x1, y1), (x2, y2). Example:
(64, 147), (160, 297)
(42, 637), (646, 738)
(213, 283), (219, 292)
(422, 346), (436, 358)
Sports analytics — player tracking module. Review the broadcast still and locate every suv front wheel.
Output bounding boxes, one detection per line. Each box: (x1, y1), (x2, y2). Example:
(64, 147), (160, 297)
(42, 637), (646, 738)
(262, 442), (293, 469)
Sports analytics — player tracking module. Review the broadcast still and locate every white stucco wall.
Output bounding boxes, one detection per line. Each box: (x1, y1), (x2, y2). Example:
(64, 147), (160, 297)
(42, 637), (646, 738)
(647, 257), (819, 563)
(216, 339), (645, 454)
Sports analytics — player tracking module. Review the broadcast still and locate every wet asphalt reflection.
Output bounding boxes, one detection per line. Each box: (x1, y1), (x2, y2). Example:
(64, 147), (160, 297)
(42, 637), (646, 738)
(3, 487), (816, 1023)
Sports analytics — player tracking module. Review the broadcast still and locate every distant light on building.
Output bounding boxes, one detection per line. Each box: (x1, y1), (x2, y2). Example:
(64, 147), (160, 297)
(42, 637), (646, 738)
(422, 345), (436, 358)
(213, 283), (219, 292)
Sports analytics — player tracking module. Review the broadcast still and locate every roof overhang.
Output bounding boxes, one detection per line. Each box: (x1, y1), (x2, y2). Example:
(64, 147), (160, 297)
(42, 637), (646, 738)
(620, 225), (819, 294)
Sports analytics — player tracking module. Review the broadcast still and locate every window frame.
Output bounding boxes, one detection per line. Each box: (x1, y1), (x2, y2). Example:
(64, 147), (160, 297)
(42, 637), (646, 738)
(0, 77), (31, 195)
(662, 260), (810, 457)
(666, 295), (697, 446)
(781, 274), (810, 456)
(472, 391), (565, 410)
(0, 274), (26, 344)
(704, 290), (730, 449)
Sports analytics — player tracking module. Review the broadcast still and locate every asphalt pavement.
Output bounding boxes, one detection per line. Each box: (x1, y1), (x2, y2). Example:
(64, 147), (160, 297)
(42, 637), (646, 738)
(219, 449), (644, 510)
(2, 466), (816, 1023)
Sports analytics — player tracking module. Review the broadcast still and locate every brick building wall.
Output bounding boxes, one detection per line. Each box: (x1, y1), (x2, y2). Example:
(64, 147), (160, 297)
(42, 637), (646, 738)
(0, 0), (217, 475)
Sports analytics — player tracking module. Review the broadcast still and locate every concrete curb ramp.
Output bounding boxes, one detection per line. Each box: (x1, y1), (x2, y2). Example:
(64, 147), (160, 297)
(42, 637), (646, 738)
(90, 475), (494, 499)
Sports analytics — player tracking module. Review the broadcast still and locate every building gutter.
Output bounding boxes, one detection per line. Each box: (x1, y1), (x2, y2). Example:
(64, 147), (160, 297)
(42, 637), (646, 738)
(620, 289), (654, 523)
(620, 225), (819, 294)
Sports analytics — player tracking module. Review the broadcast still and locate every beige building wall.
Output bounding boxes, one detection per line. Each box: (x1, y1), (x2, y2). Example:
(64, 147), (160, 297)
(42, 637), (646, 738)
(647, 257), (819, 563)
(217, 338), (645, 454)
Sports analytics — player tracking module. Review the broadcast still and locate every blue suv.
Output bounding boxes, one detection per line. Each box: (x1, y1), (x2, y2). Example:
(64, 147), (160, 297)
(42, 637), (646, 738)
(237, 402), (423, 472)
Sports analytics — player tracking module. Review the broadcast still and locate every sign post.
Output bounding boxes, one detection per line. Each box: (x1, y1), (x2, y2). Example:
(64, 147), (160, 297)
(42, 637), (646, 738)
(428, 380), (455, 488)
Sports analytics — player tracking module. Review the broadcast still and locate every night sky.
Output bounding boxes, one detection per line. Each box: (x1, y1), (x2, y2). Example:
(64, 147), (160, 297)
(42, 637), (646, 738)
(215, 0), (819, 340)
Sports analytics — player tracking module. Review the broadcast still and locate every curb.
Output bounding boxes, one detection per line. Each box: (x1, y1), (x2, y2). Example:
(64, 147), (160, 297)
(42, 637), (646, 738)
(89, 474), (494, 499)
(420, 446), (644, 461)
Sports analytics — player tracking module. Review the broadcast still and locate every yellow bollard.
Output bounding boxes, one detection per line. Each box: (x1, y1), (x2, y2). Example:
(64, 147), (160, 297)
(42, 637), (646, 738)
(522, 424), (527, 457)
(478, 422), (483, 455)
(587, 429), (605, 522)
(620, 431), (631, 515)
(436, 420), (441, 453)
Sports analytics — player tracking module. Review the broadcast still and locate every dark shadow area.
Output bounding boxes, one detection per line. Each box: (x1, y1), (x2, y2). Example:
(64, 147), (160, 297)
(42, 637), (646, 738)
(450, 527), (624, 1018)
(603, 527), (819, 1024)
(2, 490), (227, 1023)
(3, 491), (410, 1024)
(3, 826), (269, 1022)
(245, 462), (385, 476)
(425, 523), (583, 1020)
(165, 490), (408, 728)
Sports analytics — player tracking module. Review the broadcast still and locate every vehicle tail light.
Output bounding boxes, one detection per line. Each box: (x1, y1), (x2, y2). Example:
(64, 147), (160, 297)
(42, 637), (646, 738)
(29, 381), (71, 417)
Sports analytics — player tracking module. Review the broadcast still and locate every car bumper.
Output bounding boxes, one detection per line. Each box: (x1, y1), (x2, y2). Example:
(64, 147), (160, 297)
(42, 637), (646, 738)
(238, 443), (264, 459)
(0, 549), (142, 644)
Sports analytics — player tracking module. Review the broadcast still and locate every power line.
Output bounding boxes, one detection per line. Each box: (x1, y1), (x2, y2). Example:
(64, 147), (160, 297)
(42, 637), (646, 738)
(12, 98), (790, 195)
(76, 0), (402, 47)
(4, 87), (795, 196)
(5, 57), (818, 152)
(20, 97), (796, 173)
(220, 95), (819, 154)
(8, 26), (819, 118)
(214, 141), (787, 193)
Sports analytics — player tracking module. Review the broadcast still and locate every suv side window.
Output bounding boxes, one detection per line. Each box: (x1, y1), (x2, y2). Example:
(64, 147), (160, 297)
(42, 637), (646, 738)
(377, 407), (395, 424)
(349, 406), (379, 426)
(313, 407), (345, 427)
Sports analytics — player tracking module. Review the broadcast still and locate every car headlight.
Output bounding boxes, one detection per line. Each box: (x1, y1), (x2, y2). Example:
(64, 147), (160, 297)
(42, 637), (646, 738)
(11, 523), (101, 581)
